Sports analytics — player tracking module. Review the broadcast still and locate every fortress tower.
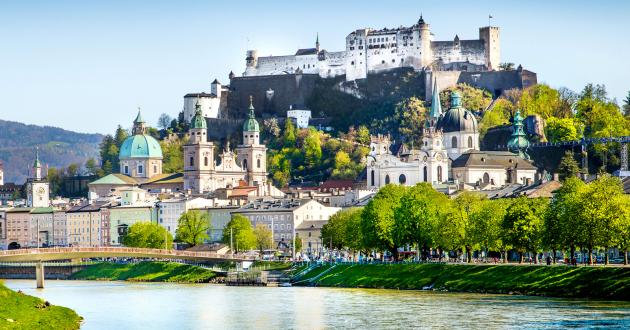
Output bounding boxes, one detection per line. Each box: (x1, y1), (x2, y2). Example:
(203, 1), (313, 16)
(479, 26), (501, 71)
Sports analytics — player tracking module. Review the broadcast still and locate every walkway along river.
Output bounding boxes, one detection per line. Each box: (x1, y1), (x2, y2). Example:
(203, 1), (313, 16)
(4, 280), (630, 329)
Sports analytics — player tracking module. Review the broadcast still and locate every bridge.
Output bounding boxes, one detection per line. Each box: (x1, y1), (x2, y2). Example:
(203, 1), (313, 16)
(0, 247), (256, 288)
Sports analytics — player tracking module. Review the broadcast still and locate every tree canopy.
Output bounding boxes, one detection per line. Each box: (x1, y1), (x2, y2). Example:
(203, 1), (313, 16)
(175, 210), (210, 247)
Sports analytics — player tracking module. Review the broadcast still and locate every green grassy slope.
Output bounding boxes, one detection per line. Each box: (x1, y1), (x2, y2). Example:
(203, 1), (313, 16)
(70, 262), (217, 283)
(0, 281), (81, 330)
(294, 264), (630, 300)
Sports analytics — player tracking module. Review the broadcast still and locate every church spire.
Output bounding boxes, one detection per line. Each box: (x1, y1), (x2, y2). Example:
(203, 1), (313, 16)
(132, 107), (147, 135)
(315, 33), (320, 52)
(429, 79), (442, 122)
(33, 147), (42, 180)
(507, 109), (530, 159)
(243, 95), (260, 133)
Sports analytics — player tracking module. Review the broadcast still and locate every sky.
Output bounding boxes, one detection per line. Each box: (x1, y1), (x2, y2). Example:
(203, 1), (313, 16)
(1, 0), (629, 134)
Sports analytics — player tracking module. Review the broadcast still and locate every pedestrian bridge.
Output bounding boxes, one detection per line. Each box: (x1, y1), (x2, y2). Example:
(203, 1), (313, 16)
(0, 247), (254, 262)
(0, 247), (255, 288)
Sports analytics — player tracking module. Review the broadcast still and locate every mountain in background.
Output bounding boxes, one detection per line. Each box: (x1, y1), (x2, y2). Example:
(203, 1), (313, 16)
(0, 119), (103, 184)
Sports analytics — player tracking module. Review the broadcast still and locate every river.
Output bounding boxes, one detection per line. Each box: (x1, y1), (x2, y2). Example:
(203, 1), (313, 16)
(4, 280), (630, 329)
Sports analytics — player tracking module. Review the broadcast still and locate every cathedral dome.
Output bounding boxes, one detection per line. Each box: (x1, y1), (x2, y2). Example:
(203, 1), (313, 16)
(119, 134), (163, 160)
(437, 91), (478, 133)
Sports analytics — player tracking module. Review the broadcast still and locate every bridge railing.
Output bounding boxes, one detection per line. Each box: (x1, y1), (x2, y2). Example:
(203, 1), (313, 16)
(0, 247), (257, 261)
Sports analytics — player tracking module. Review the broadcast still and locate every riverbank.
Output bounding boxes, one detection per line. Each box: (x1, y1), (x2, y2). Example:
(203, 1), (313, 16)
(291, 263), (630, 300)
(70, 262), (217, 283)
(0, 281), (82, 329)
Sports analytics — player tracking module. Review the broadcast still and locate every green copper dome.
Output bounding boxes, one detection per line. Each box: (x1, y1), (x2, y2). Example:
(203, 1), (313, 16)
(119, 134), (163, 159)
(191, 102), (207, 129)
(243, 96), (260, 132)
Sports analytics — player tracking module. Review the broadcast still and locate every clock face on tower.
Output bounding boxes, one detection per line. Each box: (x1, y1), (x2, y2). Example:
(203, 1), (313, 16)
(38, 187), (46, 196)
(436, 154), (443, 162)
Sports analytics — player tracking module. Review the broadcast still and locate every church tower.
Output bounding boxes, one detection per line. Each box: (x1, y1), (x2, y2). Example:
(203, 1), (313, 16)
(236, 96), (267, 186)
(184, 100), (216, 194)
(420, 85), (449, 183)
(26, 148), (50, 208)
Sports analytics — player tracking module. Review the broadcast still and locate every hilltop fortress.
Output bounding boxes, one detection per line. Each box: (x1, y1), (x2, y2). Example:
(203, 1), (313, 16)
(186, 16), (536, 134)
(243, 16), (500, 81)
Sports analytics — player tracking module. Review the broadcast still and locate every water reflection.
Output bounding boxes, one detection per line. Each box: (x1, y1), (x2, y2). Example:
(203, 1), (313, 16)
(4, 280), (629, 329)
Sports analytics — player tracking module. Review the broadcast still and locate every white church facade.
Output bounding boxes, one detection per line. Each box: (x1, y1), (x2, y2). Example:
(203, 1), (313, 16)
(367, 83), (538, 190)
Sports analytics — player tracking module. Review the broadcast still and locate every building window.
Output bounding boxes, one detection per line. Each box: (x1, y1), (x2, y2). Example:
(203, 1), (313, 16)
(468, 136), (473, 148)
(483, 173), (490, 184)
(370, 170), (375, 186)
(204, 157), (208, 166)
(452, 136), (458, 148)
(124, 166), (129, 174)
(423, 166), (427, 182)
(385, 175), (390, 184)
(437, 166), (443, 182)
(243, 159), (248, 169)
(138, 165), (143, 174)
(190, 157), (194, 167)
(399, 174), (406, 185)
(153, 165), (157, 173)
(257, 159), (261, 168)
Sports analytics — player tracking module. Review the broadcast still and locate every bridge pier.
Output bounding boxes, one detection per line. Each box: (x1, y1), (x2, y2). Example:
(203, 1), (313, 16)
(35, 261), (44, 289)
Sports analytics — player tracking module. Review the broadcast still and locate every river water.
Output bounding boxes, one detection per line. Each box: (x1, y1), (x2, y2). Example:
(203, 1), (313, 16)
(4, 280), (630, 329)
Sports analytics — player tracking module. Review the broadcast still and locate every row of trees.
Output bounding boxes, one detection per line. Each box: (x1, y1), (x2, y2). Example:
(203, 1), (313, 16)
(322, 175), (630, 265)
(122, 210), (303, 254)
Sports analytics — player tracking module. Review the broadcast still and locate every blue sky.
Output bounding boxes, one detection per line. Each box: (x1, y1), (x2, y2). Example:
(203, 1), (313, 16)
(1, 0), (629, 134)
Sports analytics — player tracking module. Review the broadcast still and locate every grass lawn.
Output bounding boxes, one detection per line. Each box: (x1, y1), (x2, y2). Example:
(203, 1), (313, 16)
(70, 261), (217, 283)
(0, 281), (82, 330)
(294, 263), (630, 300)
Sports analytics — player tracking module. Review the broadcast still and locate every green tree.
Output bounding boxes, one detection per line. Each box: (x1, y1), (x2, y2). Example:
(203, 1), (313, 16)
(304, 128), (322, 167)
(441, 84), (492, 111)
(175, 210), (210, 247)
(502, 197), (547, 263)
(557, 151), (581, 180)
(85, 158), (99, 176)
(123, 222), (173, 249)
(499, 62), (515, 71)
(479, 100), (511, 138)
(253, 223), (273, 254)
(394, 183), (451, 260)
(451, 191), (486, 262)
(519, 84), (561, 119)
(160, 136), (186, 173)
(360, 184), (408, 259)
(283, 119), (297, 147)
(623, 90), (630, 118)
(223, 215), (256, 252)
(550, 177), (587, 261)
(321, 208), (353, 250)
(356, 125), (370, 145)
(580, 175), (626, 264)
(66, 163), (79, 177)
(393, 97), (426, 145)
(294, 234), (303, 253)
(157, 113), (172, 130)
(545, 117), (580, 142)
(470, 199), (510, 262)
